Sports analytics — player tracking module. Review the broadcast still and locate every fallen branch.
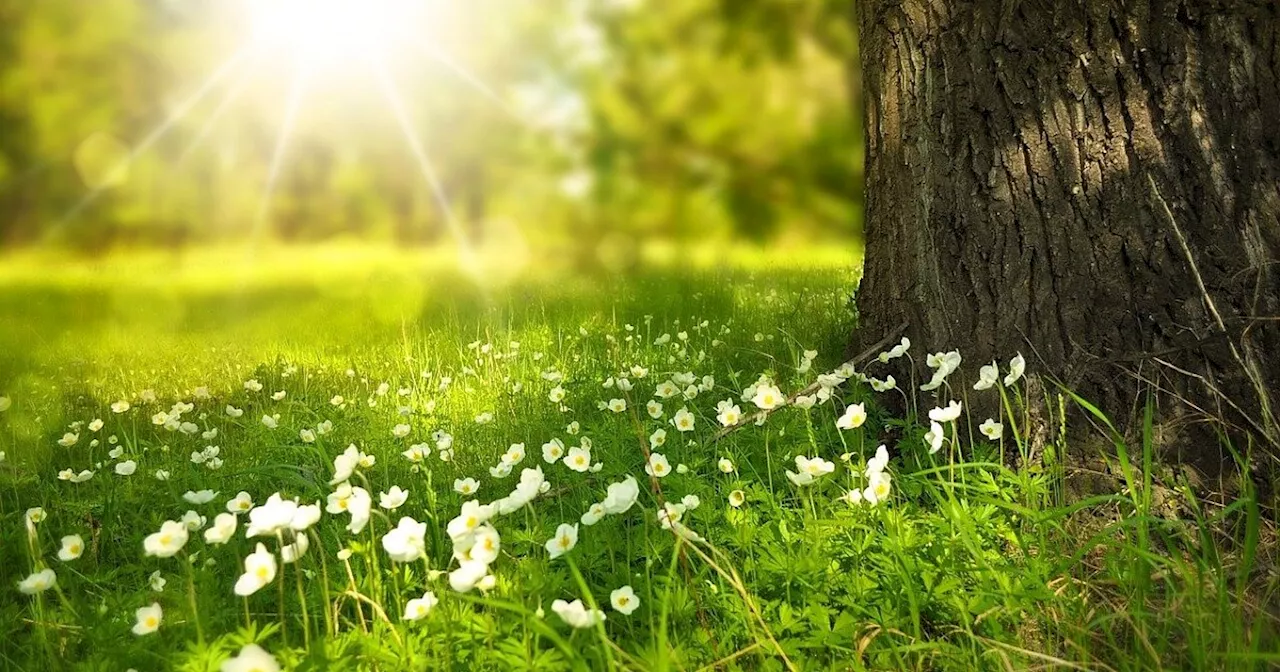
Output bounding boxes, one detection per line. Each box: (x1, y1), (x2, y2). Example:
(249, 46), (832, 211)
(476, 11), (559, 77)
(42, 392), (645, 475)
(712, 322), (908, 442)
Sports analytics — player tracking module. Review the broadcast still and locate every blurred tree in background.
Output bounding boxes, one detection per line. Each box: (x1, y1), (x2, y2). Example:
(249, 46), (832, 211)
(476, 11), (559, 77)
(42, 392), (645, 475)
(0, 0), (861, 260)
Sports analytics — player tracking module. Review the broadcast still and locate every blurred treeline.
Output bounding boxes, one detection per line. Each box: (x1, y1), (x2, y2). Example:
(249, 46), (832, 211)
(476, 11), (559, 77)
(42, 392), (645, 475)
(0, 0), (861, 257)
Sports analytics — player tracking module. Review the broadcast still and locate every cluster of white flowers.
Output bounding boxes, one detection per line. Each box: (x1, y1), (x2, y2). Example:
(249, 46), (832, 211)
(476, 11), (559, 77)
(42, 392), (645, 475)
(843, 445), (892, 506)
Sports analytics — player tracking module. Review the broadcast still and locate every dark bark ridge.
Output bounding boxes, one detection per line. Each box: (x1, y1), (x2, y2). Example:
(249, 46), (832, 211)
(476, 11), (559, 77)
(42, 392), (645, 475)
(855, 0), (1280, 455)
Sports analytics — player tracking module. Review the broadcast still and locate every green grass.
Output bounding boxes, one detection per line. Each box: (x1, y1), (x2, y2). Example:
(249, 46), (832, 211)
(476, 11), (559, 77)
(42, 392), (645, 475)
(0, 246), (1274, 671)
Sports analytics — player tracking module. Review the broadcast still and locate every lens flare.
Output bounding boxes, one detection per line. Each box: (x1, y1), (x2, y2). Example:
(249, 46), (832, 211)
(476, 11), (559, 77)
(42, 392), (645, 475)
(246, 0), (424, 67)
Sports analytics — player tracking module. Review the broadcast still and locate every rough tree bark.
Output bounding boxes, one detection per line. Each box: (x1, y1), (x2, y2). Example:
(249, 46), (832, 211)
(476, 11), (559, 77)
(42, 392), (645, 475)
(854, 0), (1280, 460)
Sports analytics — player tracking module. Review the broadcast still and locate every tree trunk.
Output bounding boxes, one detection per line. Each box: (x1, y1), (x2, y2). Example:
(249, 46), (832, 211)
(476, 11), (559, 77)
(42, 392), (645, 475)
(854, 0), (1280, 457)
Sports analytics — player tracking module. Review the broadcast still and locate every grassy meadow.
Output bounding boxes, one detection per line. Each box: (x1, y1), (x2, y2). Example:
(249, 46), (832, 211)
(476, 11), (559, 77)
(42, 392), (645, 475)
(0, 247), (1274, 671)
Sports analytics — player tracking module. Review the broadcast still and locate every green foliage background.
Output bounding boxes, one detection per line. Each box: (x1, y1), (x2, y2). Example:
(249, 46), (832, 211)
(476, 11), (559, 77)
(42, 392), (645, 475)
(0, 0), (861, 256)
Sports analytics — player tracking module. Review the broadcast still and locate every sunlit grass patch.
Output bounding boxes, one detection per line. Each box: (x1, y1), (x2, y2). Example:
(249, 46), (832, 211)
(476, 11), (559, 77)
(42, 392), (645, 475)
(0, 245), (1273, 671)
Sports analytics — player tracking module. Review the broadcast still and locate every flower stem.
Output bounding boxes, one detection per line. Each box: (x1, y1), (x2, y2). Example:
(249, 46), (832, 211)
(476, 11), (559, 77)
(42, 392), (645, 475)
(184, 556), (205, 645)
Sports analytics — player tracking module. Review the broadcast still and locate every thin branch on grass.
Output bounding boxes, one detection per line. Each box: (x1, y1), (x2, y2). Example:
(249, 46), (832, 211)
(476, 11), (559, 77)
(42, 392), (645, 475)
(712, 322), (908, 442)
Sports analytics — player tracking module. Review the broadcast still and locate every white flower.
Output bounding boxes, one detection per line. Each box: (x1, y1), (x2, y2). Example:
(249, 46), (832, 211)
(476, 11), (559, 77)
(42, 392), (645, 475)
(234, 543), (277, 596)
(565, 445), (592, 472)
(610, 585), (639, 615)
(244, 379), (263, 392)
(1004, 353), (1026, 386)
(143, 520), (190, 558)
(920, 350), (963, 391)
(26, 507), (46, 524)
(548, 385), (566, 402)
(718, 457), (735, 473)
(863, 471), (892, 506)
(88, 418), (103, 432)
(379, 486), (409, 510)
(841, 488), (864, 505)
(716, 403), (742, 427)
(870, 376), (897, 392)
(330, 444), (362, 485)
(979, 418), (1004, 440)
(728, 489), (746, 507)
(681, 494), (701, 510)
(448, 560), (490, 593)
(181, 510), (206, 531)
(490, 462), (513, 479)
(580, 503), (606, 526)
(111, 400), (131, 414)
(221, 644), (280, 672)
(17, 568), (56, 595)
(836, 403), (867, 430)
(403, 443), (429, 463)
(245, 493), (298, 537)
(867, 444), (890, 475)
(271, 390), (286, 401)
(326, 483), (372, 534)
(645, 453), (671, 478)
(58, 432), (79, 447)
(607, 398), (627, 413)
(502, 443), (527, 466)
(646, 400), (663, 418)
(382, 516), (427, 562)
(541, 439), (565, 464)
(545, 523), (579, 559)
(655, 381), (679, 399)
(601, 476), (639, 515)
(291, 502), (322, 531)
(751, 383), (784, 410)
(672, 407), (695, 432)
(260, 415), (278, 429)
(403, 592), (439, 621)
(454, 478), (479, 495)
(115, 460), (138, 476)
(392, 423), (411, 438)
(154, 469), (170, 481)
(786, 455), (834, 486)
(132, 603), (162, 636)
(566, 421), (580, 435)
(793, 394), (817, 410)
(551, 598), (606, 628)
(299, 429), (316, 443)
(925, 421), (946, 455)
(226, 491), (254, 514)
(928, 400), (963, 423)
(205, 513), (237, 544)
(974, 362), (999, 390)
(225, 405), (244, 418)
(183, 489), (218, 505)
(57, 534), (85, 561)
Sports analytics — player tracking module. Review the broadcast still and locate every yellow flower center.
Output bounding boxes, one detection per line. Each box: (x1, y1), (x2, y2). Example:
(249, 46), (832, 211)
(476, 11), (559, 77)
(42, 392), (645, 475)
(145, 616), (158, 628)
(256, 566), (269, 579)
(159, 535), (172, 545)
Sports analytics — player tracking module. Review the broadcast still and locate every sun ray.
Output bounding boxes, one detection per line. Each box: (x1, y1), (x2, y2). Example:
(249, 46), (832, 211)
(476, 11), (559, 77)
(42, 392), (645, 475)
(178, 56), (261, 163)
(247, 65), (310, 251)
(370, 58), (481, 274)
(403, 37), (520, 122)
(54, 47), (254, 231)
